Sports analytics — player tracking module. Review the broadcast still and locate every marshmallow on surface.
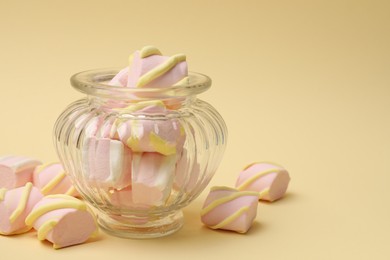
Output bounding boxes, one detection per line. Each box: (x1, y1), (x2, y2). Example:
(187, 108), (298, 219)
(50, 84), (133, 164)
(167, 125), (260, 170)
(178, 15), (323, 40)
(201, 186), (259, 233)
(25, 194), (98, 249)
(0, 156), (41, 189)
(236, 162), (290, 202)
(0, 183), (43, 235)
(33, 163), (78, 196)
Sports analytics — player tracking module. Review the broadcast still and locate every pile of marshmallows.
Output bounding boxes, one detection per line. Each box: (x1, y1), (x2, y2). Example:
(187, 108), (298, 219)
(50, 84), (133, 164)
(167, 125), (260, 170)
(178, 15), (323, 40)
(200, 162), (291, 233)
(0, 155), (97, 249)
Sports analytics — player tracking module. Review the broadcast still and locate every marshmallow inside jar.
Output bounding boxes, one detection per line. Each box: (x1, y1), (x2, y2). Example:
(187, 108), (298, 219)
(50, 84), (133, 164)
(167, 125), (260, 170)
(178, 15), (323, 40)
(80, 46), (190, 208)
(55, 46), (228, 238)
(81, 98), (187, 209)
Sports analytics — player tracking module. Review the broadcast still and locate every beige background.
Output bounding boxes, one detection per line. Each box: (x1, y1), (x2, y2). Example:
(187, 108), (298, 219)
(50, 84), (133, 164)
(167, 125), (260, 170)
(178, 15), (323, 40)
(0, 0), (389, 259)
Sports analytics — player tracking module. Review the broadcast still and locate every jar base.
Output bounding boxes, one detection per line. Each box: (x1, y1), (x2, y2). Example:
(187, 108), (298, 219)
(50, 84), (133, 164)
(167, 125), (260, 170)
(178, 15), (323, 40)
(97, 210), (184, 239)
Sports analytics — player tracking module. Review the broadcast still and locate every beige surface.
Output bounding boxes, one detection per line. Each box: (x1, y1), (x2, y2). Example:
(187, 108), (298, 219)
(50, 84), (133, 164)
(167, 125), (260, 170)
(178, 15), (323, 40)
(0, 0), (389, 259)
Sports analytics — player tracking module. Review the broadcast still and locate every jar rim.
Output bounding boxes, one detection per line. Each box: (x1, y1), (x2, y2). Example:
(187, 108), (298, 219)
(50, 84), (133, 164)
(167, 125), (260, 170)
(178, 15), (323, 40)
(70, 68), (211, 100)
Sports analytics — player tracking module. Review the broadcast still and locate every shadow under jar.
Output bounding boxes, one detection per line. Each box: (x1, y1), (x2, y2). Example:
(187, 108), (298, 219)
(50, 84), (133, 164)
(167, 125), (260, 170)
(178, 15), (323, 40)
(53, 68), (227, 239)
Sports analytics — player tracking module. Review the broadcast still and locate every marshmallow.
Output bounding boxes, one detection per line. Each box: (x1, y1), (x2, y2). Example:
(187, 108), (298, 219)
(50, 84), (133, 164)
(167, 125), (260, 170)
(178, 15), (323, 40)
(0, 182), (43, 235)
(108, 186), (136, 208)
(108, 152), (177, 208)
(201, 186), (259, 233)
(109, 67), (129, 87)
(78, 115), (114, 144)
(114, 101), (185, 156)
(117, 119), (184, 156)
(131, 152), (176, 206)
(235, 162), (290, 202)
(82, 137), (132, 189)
(98, 117), (115, 138)
(108, 186), (165, 212)
(109, 46), (188, 88)
(33, 163), (78, 197)
(0, 156), (42, 189)
(25, 194), (98, 249)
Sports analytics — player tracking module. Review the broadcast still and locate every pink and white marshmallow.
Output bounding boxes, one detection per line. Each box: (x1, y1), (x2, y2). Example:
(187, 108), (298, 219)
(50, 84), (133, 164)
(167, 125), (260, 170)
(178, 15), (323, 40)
(235, 162), (290, 202)
(82, 137), (132, 189)
(116, 118), (184, 156)
(114, 100), (186, 156)
(33, 163), (78, 197)
(0, 156), (41, 189)
(131, 152), (176, 206)
(0, 182), (43, 235)
(201, 186), (259, 233)
(25, 194), (98, 249)
(109, 45), (188, 88)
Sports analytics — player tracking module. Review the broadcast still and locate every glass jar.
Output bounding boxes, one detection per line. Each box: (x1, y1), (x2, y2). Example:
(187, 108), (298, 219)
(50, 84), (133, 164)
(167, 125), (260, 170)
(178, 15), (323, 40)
(53, 68), (227, 238)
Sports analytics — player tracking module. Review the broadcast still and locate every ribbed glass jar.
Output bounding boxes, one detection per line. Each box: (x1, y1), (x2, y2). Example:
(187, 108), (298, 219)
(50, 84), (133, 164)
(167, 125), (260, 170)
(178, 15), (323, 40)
(53, 68), (227, 238)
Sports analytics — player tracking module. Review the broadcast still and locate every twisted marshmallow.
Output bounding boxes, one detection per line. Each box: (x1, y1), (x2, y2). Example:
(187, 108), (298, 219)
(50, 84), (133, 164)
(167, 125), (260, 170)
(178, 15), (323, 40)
(201, 186), (259, 233)
(33, 163), (78, 196)
(25, 194), (98, 249)
(114, 100), (185, 156)
(0, 182), (43, 235)
(110, 45), (188, 88)
(235, 162), (290, 202)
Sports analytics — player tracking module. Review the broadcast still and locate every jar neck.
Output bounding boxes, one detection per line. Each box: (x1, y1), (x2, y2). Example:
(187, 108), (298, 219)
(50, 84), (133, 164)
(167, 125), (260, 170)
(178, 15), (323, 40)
(88, 95), (197, 111)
